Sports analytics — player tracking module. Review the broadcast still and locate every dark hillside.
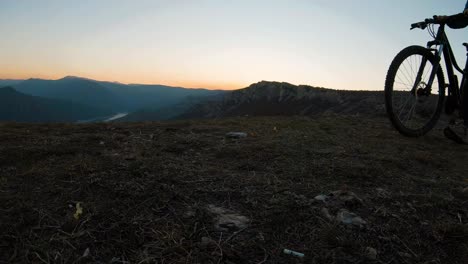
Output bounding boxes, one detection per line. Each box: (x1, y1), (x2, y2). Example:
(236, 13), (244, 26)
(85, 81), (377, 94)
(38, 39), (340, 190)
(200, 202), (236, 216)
(0, 87), (110, 122)
(178, 81), (385, 120)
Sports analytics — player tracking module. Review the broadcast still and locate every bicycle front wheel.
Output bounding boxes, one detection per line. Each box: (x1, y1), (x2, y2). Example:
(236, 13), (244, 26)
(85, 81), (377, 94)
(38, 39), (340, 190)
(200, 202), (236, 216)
(385, 45), (445, 137)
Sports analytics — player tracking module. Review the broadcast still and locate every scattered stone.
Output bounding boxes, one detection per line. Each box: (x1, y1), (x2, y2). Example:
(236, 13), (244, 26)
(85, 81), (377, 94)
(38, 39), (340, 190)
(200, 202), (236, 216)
(216, 214), (249, 231)
(183, 208), (196, 219)
(336, 209), (366, 226)
(82, 248), (90, 258)
(207, 205), (250, 231)
(226, 132), (248, 139)
(207, 205), (227, 215)
(365, 247), (377, 260)
(314, 194), (329, 202)
(321, 208), (334, 221)
(99, 141), (105, 145)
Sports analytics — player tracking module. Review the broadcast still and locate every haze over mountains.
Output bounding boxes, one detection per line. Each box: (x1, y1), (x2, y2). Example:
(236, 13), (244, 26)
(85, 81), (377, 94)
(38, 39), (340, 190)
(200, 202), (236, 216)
(0, 76), (224, 122)
(0, 79), (23, 88)
(0, 77), (384, 123)
(0, 87), (108, 122)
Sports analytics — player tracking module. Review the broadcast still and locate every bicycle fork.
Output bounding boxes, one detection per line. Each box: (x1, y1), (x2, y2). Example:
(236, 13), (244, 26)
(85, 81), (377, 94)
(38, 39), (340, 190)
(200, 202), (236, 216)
(411, 45), (444, 97)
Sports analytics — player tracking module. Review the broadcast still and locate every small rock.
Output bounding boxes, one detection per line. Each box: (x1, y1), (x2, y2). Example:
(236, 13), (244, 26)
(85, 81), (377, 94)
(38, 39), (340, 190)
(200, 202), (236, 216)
(336, 209), (366, 226)
(216, 214), (249, 231)
(321, 208), (334, 221)
(207, 205), (227, 215)
(183, 209), (196, 219)
(200, 237), (216, 249)
(365, 247), (377, 260)
(99, 141), (105, 145)
(207, 205), (249, 231)
(314, 194), (329, 201)
(226, 132), (248, 139)
(82, 248), (90, 258)
(110, 257), (121, 263)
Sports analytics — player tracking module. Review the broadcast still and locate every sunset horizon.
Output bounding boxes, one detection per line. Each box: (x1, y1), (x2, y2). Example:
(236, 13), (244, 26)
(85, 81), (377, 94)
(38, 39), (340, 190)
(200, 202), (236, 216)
(2, 1), (466, 92)
(0, 73), (246, 90)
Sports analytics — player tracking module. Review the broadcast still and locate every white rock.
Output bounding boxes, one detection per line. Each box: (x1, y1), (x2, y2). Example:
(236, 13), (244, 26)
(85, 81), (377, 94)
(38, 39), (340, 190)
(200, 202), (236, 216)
(336, 209), (366, 226)
(82, 248), (90, 258)
(226, 132), (248, 139)
(314, 194), (328, 201)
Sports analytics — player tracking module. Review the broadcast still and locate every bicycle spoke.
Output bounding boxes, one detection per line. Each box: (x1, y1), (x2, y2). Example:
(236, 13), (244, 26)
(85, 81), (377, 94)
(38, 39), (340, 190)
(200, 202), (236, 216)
(398, 94), (414, 120)
(404, 100), (417, 125)
(400, 62), (415, 89)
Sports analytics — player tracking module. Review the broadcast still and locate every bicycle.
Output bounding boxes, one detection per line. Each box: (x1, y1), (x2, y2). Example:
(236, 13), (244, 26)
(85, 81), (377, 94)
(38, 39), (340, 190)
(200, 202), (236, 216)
(385, 13), (468, 137)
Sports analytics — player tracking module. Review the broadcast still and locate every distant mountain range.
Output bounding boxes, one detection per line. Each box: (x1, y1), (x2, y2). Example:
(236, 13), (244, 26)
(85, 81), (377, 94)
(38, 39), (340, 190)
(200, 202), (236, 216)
(1, 77), (385, 123)
(13, 77), (122, 114)
(12, 76), (223, 112)
(0, 87), (110, 122)
(119, 81), (385, 122)
(0, 79), (23, 87)
(1, 76), (224, 122)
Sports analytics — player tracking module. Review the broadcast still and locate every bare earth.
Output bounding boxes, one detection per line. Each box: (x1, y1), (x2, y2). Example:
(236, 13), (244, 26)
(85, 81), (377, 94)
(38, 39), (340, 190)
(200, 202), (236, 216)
(1, 115), (467, 263)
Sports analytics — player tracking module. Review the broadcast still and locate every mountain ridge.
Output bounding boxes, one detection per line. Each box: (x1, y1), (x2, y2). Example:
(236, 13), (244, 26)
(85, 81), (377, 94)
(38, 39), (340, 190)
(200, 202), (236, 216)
(0, 86), (111, 122)
(5, 77), (224, 114)
(113, 81), (385, 122)
(176, 81), (385, 120)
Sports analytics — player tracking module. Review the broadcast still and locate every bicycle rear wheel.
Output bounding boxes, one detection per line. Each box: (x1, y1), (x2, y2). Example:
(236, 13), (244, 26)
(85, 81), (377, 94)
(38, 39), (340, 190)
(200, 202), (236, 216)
(385, 45), (445, 137)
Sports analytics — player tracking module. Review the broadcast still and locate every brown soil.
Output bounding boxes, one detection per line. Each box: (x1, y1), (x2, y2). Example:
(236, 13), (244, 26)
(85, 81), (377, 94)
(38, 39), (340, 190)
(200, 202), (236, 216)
(1, 115), (467, 263)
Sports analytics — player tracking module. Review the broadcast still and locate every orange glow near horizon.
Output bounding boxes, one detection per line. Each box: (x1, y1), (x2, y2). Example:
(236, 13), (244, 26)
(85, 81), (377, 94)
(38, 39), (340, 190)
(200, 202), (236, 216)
(0, 71), (245, 90)
(2, 1), (466, 92)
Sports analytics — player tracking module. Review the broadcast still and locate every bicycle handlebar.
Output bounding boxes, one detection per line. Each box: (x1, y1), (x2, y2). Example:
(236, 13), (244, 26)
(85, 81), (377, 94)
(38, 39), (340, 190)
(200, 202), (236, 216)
(410, 19), (434, 30)
(410, 13), (465, 30)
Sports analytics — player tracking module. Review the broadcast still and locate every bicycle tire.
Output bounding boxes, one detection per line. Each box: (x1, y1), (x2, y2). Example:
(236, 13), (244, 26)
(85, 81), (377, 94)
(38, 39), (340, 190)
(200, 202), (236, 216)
(385, 45), (445, 137)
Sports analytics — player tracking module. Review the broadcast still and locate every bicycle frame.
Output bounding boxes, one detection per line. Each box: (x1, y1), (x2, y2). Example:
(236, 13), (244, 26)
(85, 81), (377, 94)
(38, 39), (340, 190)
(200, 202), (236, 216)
(426, 24), (467, 105)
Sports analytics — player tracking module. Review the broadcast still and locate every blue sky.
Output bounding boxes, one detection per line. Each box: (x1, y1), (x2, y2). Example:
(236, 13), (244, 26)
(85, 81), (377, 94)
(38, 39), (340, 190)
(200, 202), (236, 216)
(0, 0), (466, 90)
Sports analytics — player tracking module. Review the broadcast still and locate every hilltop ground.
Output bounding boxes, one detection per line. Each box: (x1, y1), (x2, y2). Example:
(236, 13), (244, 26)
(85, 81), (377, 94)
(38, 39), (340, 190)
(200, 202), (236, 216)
(0, 115), (467, 264)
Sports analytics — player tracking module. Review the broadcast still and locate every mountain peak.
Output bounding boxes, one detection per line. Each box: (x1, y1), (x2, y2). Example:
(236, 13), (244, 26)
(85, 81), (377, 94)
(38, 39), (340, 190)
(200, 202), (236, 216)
(60, 76), (93, 81)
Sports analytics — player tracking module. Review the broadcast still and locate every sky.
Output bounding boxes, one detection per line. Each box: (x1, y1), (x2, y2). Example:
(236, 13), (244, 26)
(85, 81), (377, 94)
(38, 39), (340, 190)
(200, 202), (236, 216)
(0, 0), (466, 90)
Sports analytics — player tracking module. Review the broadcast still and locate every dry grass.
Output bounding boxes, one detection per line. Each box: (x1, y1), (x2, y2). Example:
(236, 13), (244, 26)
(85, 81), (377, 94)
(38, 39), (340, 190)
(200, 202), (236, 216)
(0, 115), (467, 263)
